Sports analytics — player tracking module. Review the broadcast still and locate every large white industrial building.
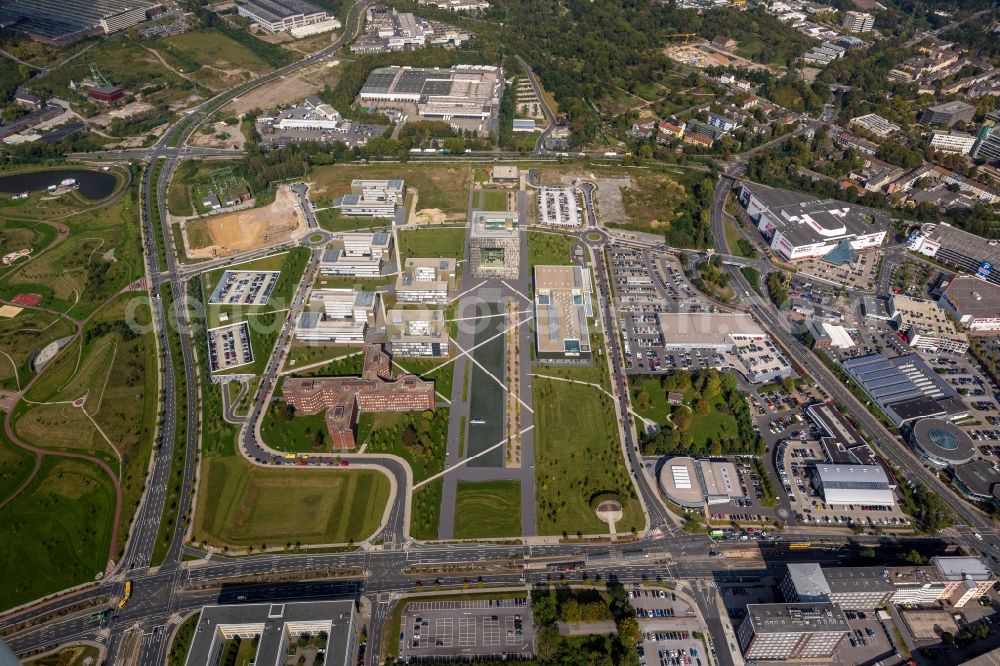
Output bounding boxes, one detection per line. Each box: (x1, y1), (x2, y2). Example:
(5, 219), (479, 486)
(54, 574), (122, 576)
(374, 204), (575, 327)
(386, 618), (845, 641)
(738, 183), (887, 262)
(811, 464), (895, 506)
(236, 0), (333, 33)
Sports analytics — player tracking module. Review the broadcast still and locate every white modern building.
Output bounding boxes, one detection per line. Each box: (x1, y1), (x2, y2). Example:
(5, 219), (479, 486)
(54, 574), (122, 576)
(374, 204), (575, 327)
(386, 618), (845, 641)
(842, 10), (875, 33)
(394, 257), (457, 304)
(849, 114), (901, 138)
(738, 183), (887, 262)
(320, 232), (394, 276)
(929, 130), (978, 155)
(294, 289), (380, 344)
(334, 179), (405, 218)
(386, 309), (449, 357)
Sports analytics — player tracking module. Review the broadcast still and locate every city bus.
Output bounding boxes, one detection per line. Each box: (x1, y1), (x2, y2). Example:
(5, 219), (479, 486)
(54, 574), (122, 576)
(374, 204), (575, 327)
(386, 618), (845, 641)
(117, 580), (133, 610)
(787, 542), (813, 550)
(708, 529), (725, 539)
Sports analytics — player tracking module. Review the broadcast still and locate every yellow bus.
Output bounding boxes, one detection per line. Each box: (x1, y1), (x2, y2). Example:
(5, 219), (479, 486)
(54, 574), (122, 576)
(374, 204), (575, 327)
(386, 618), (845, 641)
(787, 542), (812, 550)
(117, 580), (132, 610)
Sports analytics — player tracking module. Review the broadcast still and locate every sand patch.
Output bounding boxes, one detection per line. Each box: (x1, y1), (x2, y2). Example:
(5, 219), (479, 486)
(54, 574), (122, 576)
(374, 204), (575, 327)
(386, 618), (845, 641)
(182, 186), (309, 259)
(412, 208), (448, 225)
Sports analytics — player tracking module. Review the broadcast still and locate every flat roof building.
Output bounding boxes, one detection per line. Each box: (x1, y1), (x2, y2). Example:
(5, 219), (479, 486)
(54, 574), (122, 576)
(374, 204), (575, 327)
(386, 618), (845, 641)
(812, 464), (895, 506)
(183, 600), (357, 666)
(394, 257), (456, 304)
(908, 222), (1000, 287)
(920, 101), (976, 128)
(930, 130), (978, 155)
(781, 564), (896, 610)
(358, 65), (502, 126)
(737, 603), (850, 661)
(294, 289), (380, 344)
(657, 457), (744, 509)
(738, 183), (887, 261)
(954, 459), (1000, 502)
(910, 418), (975, 468)
(939, 276), (1000, 331)
(321, 232), (393, 277)
(0, 0), (158, 44)
(842, 10), (875, 33)
(841, 353), (961, 427)
(850, 113), (900, 138)
(386, 308), (449, 357)
(236, 0), (331, 33)
(888, 294), (969, 354)
(533, 265), (593, 359)
(334, 179), (404, 218)
(469, 210), (519, 279)
(282, 345), (435, 449)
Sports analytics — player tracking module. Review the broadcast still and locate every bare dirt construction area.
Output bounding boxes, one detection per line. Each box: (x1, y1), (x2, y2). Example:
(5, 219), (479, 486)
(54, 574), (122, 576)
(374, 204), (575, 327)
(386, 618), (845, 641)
(190, 120), (246, 150)
(223, 61), (340, 117)
(182, 186), (308, 258)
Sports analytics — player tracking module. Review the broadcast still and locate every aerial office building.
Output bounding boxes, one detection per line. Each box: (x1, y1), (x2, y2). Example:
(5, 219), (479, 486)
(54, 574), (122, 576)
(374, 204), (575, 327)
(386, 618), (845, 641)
(657, 457), (744, 509)
(294, 289), (380, 344)
(183, 600), (357, 666)
(781, 564), (896, 610)
(738, 183), (887, 262)
(888, 294), (969, 354)
(469, 210), (520, 279)
(929, 131), (978, 155)
(394, 258), (457, 304)
(909, 418), (975, 468)
(320, 233), (394, 277)
(841, 10), (875, 33)
(533, 265), (594, 359)
(890, 557), (996, 608)
(920, 101), (976, 128)
(334, 179), (405, 218)
(386, 309), (450, 357)
(236, 0), (331, 33)
(737, 603), (850, 661)
(908, 223), (1000, 287)
(282, 345), (435, 449)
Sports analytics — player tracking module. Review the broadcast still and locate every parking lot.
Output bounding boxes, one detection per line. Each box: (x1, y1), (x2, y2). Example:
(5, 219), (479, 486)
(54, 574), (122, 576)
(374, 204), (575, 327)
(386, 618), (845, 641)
(208, 270), (280, 306)
(207, 321), (254, 373)
(632, 587), (705, 666)
(537, 186), (583, 227)
(397, 598), (533, 663)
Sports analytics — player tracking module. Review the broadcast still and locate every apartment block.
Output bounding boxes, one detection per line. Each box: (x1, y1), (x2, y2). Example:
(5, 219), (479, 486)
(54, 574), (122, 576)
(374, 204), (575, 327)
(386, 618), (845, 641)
(842, 11), (875, 33)
(929, 131), (978, 155)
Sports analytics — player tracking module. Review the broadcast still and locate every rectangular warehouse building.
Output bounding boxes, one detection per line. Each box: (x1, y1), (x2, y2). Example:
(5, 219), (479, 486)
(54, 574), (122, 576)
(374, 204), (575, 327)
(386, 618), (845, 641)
(358, 65), (503, 133)
(841, 353), (963, 426)
(0, 0), (159, 44)
(738, 183), (887, 261)
(811, 464), (895, 506)
(236, 0), (332, 33)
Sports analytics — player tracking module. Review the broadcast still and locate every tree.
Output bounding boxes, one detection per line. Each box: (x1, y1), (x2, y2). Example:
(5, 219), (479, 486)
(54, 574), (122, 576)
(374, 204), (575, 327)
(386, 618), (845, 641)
(902, 549), (927, 565)
(672, 408), (692, 432)
(618, 616), (641, 646)
(533, 593), (558, 626)
(942, 631), (955, 644)
(695, 398), (711, 416)
(781, 376), (796, 394)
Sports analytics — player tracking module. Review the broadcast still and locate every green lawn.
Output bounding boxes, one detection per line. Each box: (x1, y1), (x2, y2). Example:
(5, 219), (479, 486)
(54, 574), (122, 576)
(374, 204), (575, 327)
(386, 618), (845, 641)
(168, 614), (200, 666)
(0, 429), (34, 505)
(392, 356), (455, 402)
(316, 209), (391, 233)
(481, 189), (509, 211)
(0, 457), (116, 611)
(631, 376), (739, 445)
(397, 227), (467, 262)
(357, 409), (449, 483)
(411, 479), (442, 541)
(284, 344), (363, 371)
(453, 480), (521, 538)
(629, 376), (673, 424)
(527, 231), (578, 271)
(260, 400), (332, 453)
(533, 378), (643, 536)
(0, 309), (75, 391)
(192, 457), (390, 548)
(312, 164), (472, 215)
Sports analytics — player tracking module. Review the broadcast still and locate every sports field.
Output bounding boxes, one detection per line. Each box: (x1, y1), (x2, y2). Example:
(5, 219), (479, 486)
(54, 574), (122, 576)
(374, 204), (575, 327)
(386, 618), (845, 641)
(194, 458), (390, 548)
(533, 377), (643, 536)
(0, 457), (116, 611)
(453, 480), (521, 538)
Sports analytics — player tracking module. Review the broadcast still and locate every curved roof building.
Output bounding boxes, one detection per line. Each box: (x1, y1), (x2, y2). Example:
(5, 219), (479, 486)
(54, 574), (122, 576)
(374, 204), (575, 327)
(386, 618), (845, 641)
(657, 457), (743, 509)
(910, 419), (975, 468)
(954, 460), (1000, 501)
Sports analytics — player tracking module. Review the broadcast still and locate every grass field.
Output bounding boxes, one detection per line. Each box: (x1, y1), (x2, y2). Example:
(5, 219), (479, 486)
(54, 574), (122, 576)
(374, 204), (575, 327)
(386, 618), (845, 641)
(203, 248), (310, 375)
(0, 310), (75, 391)
(411, 479), (442, 541)
(392, 356), (455, 401)
(284, 344), (363, 371)
(0, 457), (116, 611)
(311, 164), (472, 215)
(193, 458), (390, 548)
(630, 376), (740, 447)
(453, 480), (521, 538)
(357, 409), (449, 483)
(0, 429), (35, 506)
(159, 29), (274, 91)
(0, 193), (144, 318)
(527, 231), (578, 272)
(167, 614), (200, 666)
(26, 645), (101, 666)
(14, 295), (159, 554)
(0, 217), (57, 257)
(260, 397), (333, 453)
(480, 189), (509, 212)
(316, 209), (391, 233)
(618, 169), (696, 235)
(397, 227), (467, 262)
(533, 377), (643, 536)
